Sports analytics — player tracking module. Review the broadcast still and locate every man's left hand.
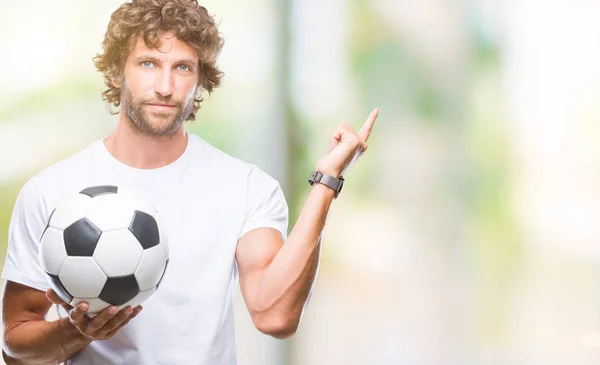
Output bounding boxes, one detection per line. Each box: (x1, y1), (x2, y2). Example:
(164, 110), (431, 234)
(316, 108), (379, 178)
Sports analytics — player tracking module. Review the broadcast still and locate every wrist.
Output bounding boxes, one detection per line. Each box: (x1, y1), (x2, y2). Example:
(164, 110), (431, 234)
(58, 317), (89, 345)
(310, 181), (337, 198)
(315, 165), (342, 178)
(308, 170), (345, 199)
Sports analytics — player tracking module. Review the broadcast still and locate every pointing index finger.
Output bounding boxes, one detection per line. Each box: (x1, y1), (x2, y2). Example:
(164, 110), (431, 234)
(358, 108), (379, 142)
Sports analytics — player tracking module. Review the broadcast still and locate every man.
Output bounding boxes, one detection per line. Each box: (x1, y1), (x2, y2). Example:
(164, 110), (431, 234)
(1, 0), (378, 364)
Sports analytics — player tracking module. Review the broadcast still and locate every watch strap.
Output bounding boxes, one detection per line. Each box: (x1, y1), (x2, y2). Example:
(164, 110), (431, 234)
(308, 171), (344, 198)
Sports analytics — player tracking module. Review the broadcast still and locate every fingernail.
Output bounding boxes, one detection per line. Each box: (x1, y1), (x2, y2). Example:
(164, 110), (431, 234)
(80, 303), (88, 311)
(126, 307), (133, 314)
(109, 307), (118, 314)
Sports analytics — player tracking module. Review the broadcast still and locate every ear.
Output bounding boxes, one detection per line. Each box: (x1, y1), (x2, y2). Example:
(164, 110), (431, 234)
(111, 78), (122, 88)
(194, 87), (202, 99)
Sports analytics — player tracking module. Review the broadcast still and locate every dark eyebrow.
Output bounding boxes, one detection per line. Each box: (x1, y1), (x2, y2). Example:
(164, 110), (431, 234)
(132, 54), (198, 67)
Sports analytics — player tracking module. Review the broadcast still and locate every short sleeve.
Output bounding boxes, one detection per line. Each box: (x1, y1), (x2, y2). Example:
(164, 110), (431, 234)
(238, 167), (289, 241)
(2, 178), (51, 292)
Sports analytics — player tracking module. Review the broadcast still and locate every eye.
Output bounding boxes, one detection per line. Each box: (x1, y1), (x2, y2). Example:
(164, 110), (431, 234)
(177, 64), (191, 72)
(141, 61), (154, 68)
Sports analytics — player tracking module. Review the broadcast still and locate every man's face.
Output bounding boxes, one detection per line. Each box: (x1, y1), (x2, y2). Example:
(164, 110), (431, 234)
(115, 32), (200, 137)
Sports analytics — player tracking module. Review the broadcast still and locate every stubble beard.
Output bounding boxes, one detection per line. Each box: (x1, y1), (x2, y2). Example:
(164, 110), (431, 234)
(121, 85), (194, 138)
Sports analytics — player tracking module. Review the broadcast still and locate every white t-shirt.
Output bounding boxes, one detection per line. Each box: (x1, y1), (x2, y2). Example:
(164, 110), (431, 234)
(2, 132), (289, 365)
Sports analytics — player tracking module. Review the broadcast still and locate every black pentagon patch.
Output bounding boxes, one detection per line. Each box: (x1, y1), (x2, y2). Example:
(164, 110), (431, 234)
(46, 273), (73, 303)
(129, 211), (159, 249)
(99, 275), (140, 306)
(63, 218), (102, 256)
(156, 259), (169, 289)
(79, 185), (118, 198)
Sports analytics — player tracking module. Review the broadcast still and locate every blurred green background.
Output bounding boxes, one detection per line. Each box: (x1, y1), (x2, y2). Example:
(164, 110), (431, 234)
(3, 0), (600, 364)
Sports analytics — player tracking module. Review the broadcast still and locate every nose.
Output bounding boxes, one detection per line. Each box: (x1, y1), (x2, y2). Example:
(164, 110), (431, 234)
(154, 68), (174, 97)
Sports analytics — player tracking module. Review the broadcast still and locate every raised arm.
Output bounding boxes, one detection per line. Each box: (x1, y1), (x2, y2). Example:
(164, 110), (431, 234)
(236, 108), (379, 338)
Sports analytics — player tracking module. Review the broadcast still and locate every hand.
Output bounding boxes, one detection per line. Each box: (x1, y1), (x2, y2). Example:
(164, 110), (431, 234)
(316, 108), (379, 177)
(46, 289), (142, 341)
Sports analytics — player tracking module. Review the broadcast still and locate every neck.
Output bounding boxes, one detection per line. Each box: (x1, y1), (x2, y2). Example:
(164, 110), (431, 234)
(104, 119), (188, 170)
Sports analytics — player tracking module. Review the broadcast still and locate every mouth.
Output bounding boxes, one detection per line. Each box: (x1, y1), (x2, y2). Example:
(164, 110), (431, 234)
(146, 103), (176, 111)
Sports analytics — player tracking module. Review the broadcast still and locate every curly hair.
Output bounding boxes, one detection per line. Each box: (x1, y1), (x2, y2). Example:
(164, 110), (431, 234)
(93, 0), (224, 120)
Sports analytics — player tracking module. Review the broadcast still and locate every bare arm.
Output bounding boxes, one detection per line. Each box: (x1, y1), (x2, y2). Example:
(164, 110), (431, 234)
(236, 109), (379, 339)
(2, 281), (142, 365)
(2, 281), (91, 365)
(236, 183), (334, 339)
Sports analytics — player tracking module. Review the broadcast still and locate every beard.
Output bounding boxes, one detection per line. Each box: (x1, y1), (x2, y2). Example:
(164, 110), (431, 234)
(121, 84), (195, 138)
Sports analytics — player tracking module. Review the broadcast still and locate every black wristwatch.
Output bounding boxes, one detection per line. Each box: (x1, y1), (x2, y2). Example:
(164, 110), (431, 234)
(308, 171), (344, 198)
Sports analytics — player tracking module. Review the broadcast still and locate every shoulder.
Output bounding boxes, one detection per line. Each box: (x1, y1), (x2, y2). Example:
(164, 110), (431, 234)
(19, 141), (99, 206)
(188, 133), (278, 184)
(31, 140), (99, 185)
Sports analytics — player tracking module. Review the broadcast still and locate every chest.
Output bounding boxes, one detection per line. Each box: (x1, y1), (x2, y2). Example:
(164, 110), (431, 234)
(49, 170), (246, 284)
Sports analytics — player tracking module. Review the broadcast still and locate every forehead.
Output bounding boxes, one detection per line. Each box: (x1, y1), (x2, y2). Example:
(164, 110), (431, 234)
(128, 32), (198, 62)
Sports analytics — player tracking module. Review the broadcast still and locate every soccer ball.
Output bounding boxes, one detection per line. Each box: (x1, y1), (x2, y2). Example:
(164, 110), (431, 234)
(39, 185), (169, 314)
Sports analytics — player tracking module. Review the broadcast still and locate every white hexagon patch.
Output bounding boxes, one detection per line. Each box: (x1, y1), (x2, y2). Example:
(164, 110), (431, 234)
(59, 257), (107, 298)
(93, 230), (143, 277)
(39, 227), (67, 276)
(86, 193), (136, 231)
(134, 245), (167, 291)
(49, 193), (92, 230)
